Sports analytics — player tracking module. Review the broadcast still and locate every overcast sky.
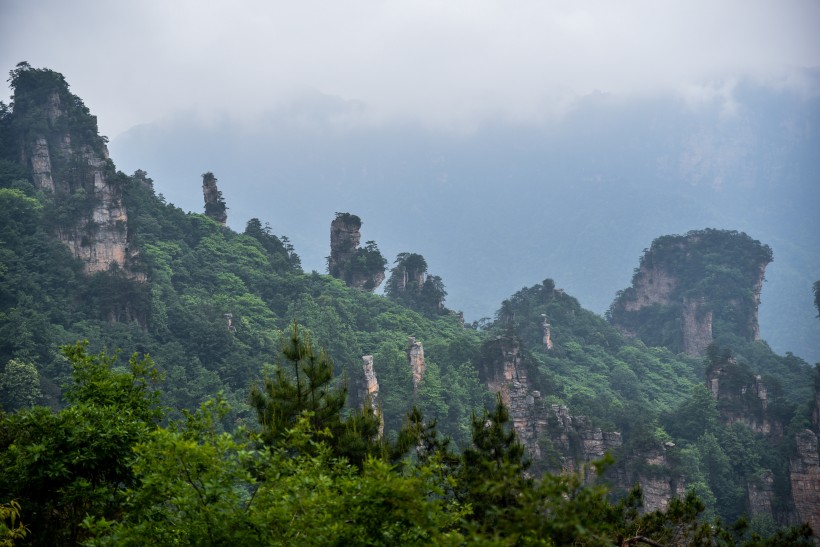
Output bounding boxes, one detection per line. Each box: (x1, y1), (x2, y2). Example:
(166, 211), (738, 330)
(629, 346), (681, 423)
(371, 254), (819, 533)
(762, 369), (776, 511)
(2, 0), (819, 138)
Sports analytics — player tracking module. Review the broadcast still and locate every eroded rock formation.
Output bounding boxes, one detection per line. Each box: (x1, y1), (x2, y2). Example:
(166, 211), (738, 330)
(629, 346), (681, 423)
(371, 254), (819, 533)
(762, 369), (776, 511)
(790, 430), (820, 537)
(541, 315), (553, 350)
(202, 172), (227, 226)
(360, 355), (383, 437)
(681, 297), (713, 356)
(481, 336), (622, 477)
(707, 357), (775, 435)
(747, 470), (775, 519)
(789, 377), (820, 537)
(328, 213), (385, 291)
(608, 230), (772, 356)
(407, 337), (426, 395)
(633, 446), (687, 512)
(15, 80), (141, 280)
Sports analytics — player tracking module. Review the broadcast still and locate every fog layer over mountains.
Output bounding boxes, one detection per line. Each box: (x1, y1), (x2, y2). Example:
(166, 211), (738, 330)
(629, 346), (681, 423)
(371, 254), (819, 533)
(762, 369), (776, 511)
(110, 78), (820, 363)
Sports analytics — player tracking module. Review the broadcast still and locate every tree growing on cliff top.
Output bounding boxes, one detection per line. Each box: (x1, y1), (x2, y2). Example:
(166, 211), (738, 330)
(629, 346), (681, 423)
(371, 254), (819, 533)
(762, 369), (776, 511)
(385, 252), (447, 316)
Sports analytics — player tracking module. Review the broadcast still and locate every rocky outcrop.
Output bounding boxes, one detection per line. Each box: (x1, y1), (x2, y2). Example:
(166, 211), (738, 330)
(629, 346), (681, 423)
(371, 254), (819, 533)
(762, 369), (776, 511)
(747, 470), (775, 518)
(328, 213), (385, 291)
(482, 336), (621, 476)
(621, 264), (679, 313)
(541, 315), (553, 350)
(547, 405), (624, 477)
(407, 337), (426, 395)
(29, 136), (55, 192)
(480, 334), (690, 510)
(608, 230), (772, 356)
(790, 430), (820, 537)
(361, 355), (383, 437)
(202, 172), (227, 226)
(385, 253), (446, 313)
(707, 359), (775, 435)
(15, 80), (140, 280)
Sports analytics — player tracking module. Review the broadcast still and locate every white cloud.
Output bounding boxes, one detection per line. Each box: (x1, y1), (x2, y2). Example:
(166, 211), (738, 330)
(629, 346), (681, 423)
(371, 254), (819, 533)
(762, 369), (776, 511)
(1, 0), (818, 136)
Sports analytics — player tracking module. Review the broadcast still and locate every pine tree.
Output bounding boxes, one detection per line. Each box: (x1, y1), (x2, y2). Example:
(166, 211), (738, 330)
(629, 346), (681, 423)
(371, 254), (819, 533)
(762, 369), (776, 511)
(458, 394), (532, 535)
(249, 323), (381, 468)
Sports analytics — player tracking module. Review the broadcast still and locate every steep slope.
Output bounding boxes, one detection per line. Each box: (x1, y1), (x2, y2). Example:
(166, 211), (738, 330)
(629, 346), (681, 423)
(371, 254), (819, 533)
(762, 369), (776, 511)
(608, 229), (772, 356)
(1, 65), (818, 535)
(6, 62), (141, 279)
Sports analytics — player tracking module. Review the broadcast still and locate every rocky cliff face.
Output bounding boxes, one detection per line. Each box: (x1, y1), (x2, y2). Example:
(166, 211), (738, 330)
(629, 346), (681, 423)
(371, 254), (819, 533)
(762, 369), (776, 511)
(360, 355), (383, 437)
(478, 333), (696, 510)
(202, 172), (227, 226)
(790, 430), (820, 537)
(707, 358), (774, 435)
(481, 336), (622, 475)
(789, 376), (820, 537)
(328, 213), (385, 291)
(633, 446), (687, 512)
(407, 337), (426, 395)
(541, 316), (553, 350)
(14, 79), (141, 280)
(681, 297), (713, 357)
(747, 470), (775, 519)
(329, 214), (360, 274)
(608, 230), (772, 356)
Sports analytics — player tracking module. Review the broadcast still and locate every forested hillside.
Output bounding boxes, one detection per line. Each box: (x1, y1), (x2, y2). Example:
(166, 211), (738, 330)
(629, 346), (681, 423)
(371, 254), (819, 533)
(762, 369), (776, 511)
(1, 64), (818, 544)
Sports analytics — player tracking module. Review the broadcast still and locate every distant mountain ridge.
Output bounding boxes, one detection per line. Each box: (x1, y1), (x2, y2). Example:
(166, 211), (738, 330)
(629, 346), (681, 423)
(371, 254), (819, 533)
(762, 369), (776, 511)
(109, 76), (820, 364)
(1, 64), (818, 533)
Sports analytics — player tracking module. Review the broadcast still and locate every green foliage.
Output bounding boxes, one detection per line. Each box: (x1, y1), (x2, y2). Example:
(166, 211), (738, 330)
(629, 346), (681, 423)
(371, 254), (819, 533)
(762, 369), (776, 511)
(0, 343), (161, 545)
(353, 241), (389, 290)
(8, 63), (107, 155)
(0, 500), (28, 546)
(0, 359), (42, 412)
(244, 218), (301, 271)
(458, 395), (532, 534)
(250, 323), (382, 468)
(608, 229), (774, 347)
(385, 252), (448, 315)
(0, 64), (815, 541)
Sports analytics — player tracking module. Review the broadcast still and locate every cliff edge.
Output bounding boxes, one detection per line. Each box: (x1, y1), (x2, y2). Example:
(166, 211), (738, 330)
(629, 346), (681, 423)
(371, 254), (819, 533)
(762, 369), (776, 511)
(608, 229), (772, 356)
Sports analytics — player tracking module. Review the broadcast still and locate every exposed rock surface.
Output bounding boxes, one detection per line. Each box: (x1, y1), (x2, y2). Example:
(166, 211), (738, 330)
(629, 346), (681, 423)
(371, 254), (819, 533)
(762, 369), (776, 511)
(328, 213), (385, 291)
(541, 315), (553, 350)
(681, 297), (713, 356)
(360, 355), (383, 437)
(621, 265), (678, 313)
(707, 358), (775, 435)
(747, 470), (775, 518)
(482, 336), (622, 477)
(407, 337), (426, 395)
(16, 85), (141, 279)
(790, 429), (820, 537)
(202, 172), (227, 226)
(789, 378), (820, 537)
(608, 230), (772, 357)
